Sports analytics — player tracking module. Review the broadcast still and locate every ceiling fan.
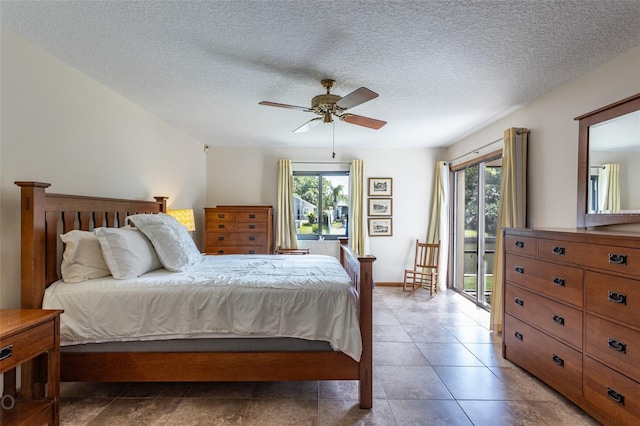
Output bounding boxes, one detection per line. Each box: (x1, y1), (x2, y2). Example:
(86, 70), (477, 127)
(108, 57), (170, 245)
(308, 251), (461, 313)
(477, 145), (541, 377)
(259, 79), (386, 133)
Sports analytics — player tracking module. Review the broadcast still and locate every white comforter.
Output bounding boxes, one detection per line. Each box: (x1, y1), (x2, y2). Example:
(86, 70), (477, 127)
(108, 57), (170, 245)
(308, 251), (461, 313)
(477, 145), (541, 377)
(43, 254), (362, 361)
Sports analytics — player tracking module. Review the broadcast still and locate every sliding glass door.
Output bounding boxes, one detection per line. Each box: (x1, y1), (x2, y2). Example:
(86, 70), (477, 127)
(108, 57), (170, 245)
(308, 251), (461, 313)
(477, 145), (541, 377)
(452, 157), (502, 307)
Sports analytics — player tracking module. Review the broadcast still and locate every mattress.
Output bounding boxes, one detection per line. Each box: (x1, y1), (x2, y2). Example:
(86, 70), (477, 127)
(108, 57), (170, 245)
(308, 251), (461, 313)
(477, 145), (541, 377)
(43, 254), (362, 361)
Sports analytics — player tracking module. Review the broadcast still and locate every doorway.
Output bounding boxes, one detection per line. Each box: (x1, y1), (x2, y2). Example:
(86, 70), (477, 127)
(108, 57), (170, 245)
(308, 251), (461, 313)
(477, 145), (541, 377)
(452, 156), (502, 308)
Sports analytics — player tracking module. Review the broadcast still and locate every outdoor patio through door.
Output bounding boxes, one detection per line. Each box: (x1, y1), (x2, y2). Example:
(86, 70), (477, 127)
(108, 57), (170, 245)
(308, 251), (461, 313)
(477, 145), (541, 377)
(452, 156), (502, 308)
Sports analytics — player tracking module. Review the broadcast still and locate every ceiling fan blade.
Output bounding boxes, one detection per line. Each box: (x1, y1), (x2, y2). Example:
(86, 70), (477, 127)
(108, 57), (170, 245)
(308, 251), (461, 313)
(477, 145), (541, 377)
(336, 87), (379, 110)
(259, 101), (310, 111)
(340, 114), (386, 130)
(293, 117), (322, 133)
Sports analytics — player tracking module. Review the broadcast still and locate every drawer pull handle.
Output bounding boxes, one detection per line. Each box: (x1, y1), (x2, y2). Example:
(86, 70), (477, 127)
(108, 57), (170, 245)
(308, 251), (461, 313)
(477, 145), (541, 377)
(514, 298), (524, 307)
(515, 241), (524, 248)
(218, 236), (225, 241)
(551, 354), (564, 367)
(515, 266), (524, 274)
(608, 291), (627, 305)
(552, 246), (565, 255)
(249, 214), (256, 219)
(0, 345), (13, 361)
(217, 250), (224, 254)
(608, 253), (627, 265)
(608, 338), (627, 354)
(552, 315), (565, 326)
(607, 387), (625, 405)
(218, 214), (225, 218)
(249, 250), (256, 254)
(249, 236), (256, 241)
(218, 224), (225, 229)
(552, 276), (565, 287)
(514, 331), (523, 341)
(249, 224), (256, 229)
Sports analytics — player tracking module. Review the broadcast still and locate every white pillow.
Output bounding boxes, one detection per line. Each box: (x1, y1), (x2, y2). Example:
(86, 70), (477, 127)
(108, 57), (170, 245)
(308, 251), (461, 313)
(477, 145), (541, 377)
(127, 212), (202, 272)
(60, 230), (111, 283)
(94, 227), (162, 279)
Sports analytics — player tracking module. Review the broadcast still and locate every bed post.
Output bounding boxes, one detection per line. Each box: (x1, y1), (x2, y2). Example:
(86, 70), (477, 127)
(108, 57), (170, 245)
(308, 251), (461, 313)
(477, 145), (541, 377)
(15, 181), (50, 309)
(339, 237), (375, 409)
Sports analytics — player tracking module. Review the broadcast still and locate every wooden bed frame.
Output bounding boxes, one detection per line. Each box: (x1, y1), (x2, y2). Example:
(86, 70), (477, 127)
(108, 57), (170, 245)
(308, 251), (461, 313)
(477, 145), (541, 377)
(16, 181), (376, 408)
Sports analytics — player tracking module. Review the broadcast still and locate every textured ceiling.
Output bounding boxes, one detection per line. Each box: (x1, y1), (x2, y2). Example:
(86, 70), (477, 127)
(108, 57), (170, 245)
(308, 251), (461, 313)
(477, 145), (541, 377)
(2, 1), (639, 149)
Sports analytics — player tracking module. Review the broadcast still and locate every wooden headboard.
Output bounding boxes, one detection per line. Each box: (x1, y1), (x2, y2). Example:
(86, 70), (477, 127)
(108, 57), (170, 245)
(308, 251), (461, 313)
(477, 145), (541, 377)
(15, 182), (167, 309)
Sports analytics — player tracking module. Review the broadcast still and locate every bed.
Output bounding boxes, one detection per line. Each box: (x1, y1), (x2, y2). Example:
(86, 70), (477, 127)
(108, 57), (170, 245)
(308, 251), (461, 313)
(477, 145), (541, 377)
(16, 181), (375, 408)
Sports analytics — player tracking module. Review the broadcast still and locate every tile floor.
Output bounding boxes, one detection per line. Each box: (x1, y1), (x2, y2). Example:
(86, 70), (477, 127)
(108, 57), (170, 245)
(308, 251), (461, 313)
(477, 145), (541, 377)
(59, 287), (601, 425)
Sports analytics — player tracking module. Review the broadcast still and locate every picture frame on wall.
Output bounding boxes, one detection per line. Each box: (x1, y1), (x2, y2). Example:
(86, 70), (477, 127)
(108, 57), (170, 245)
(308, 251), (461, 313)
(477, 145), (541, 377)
(368, 198), (392, 216)
(368, 177), (392, 196)
(368, 218), (392, 236)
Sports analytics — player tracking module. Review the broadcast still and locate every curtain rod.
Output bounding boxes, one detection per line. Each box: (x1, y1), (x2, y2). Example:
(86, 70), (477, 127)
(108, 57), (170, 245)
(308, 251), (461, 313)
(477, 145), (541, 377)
(449, 137), (503, 163)
(292, 161), (351, 165)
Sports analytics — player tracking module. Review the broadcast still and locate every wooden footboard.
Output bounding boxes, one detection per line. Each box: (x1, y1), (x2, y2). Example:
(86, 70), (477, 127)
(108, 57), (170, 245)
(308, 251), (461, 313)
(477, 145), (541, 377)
(16, 182), (376, 409)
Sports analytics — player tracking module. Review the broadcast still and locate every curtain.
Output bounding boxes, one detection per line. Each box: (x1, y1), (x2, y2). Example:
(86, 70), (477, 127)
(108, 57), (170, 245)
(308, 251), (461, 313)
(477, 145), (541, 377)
(598, 163), (621, 212)
(427, 161), (450, 292)
(490, 128), (528, 333)
(276, 159), (298, 250)
(349, 159), (367, 255)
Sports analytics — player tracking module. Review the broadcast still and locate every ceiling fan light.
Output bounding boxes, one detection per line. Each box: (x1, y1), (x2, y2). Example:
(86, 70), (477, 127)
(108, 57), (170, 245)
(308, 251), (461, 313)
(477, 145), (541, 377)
(323, 112), (333, 123)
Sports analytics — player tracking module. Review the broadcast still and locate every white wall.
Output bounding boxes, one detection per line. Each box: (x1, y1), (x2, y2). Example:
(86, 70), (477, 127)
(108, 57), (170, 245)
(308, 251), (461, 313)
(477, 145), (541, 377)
(0, 29), (207, 308)
(447, 44), (640, 230)
(206, 145), (445, 283)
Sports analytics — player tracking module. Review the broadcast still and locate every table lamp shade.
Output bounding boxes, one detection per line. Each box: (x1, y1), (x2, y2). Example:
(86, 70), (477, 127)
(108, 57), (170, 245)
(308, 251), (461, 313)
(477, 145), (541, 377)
(167, 209), (196, 232)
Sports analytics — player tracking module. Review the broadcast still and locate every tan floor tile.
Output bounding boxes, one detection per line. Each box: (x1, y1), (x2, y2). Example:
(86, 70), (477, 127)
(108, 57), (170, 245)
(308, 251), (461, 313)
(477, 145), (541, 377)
(433, 366), (519, 400)
(319, 399), (395, 425)
(87, 397), (181, 425)
(457, 400), (550, 426)
(377, 365), (453, 400)
(186, 381), (257, 398)
(252, 381), (318, 399)
(388, 399), (473, 425)
(373, 342), (428, 366)
(527, 400), (601, 425)
(415, 342), (484, 366)
(242, 398), (318, 426)
(164, 398), (249, 425)
(60, 397), (113, 426)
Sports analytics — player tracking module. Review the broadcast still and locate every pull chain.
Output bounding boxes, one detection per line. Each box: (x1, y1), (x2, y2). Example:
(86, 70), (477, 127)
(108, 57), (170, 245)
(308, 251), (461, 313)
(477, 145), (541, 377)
(332, 120), (336, 159)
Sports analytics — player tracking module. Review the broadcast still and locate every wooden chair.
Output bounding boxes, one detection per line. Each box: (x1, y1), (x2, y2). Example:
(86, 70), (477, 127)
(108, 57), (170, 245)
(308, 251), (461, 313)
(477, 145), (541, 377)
(403, 240), (439, 296)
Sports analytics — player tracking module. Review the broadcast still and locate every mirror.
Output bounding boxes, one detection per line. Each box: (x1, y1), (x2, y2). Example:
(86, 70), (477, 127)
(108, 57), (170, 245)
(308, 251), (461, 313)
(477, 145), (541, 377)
(576, 93), (640, 227)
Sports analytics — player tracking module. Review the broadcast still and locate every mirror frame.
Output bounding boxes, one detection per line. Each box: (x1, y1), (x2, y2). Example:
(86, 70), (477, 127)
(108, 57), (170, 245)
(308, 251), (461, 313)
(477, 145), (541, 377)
(575, 93), (640, 228)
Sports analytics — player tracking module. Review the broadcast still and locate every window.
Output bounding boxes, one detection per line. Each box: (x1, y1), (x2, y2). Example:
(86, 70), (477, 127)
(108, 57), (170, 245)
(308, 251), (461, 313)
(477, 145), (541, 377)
(293, 171), (349, 240)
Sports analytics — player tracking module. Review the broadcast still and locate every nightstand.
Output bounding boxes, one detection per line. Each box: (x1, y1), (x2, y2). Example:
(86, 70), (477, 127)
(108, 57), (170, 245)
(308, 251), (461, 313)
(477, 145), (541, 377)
(0, 309), (63, 426)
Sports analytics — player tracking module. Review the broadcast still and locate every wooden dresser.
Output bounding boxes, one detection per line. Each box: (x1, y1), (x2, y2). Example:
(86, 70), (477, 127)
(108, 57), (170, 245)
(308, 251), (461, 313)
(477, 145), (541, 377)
(503, 228), (640, 425)
(204, 206), (273, 255)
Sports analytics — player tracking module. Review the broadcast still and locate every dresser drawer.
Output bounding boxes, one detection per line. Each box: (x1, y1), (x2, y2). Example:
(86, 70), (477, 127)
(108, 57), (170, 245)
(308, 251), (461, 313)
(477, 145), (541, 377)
(207, 232), (267, 246)
(505, 285), (582, 349)
(207, 221), (238, 232)
(585, 314), (640, 383)
(538, 238), (640, 276)
(237, 211), (268, 222)
(236, 222), (267, 232)
(586, 271), (640, 325)
(206, 211), (237, 222)
(504, 314), (582, 400)
(584, 356), (640, 425)
(0, 321), (53, 372)
(505, 254), (584, 307)
(206, 246), (269, 255)
(504, 234), (537, 257)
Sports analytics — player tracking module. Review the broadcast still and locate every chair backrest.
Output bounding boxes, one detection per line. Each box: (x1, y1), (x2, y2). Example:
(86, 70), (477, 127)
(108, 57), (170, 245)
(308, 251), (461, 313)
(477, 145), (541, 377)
(414, 239), (439, 271)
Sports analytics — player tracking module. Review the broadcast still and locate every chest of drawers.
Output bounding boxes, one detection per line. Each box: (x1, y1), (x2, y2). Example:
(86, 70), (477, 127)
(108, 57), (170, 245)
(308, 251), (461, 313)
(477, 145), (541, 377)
(204, 206), (273, 255)
(503, 228), (640, 425)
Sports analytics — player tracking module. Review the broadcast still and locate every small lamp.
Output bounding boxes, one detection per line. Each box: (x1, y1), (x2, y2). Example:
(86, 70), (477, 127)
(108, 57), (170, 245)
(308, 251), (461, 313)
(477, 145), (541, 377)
(167, 209), (196, 232)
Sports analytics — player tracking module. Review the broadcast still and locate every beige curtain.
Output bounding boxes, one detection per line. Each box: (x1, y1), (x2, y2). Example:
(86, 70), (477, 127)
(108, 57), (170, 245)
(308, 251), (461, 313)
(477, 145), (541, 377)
(276, 159), (298, 250)
(427, 161), (450, 292)
(349, 159), (367, 255)
(490, 128), (528, 333)
(599, 163), (620, 212)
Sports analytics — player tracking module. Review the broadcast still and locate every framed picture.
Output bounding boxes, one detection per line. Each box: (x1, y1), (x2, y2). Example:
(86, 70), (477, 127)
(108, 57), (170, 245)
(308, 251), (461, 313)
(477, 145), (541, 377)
(368, 198), (392, 216)
(368, 218), (392, 236)
(368, 177), (392, 196)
